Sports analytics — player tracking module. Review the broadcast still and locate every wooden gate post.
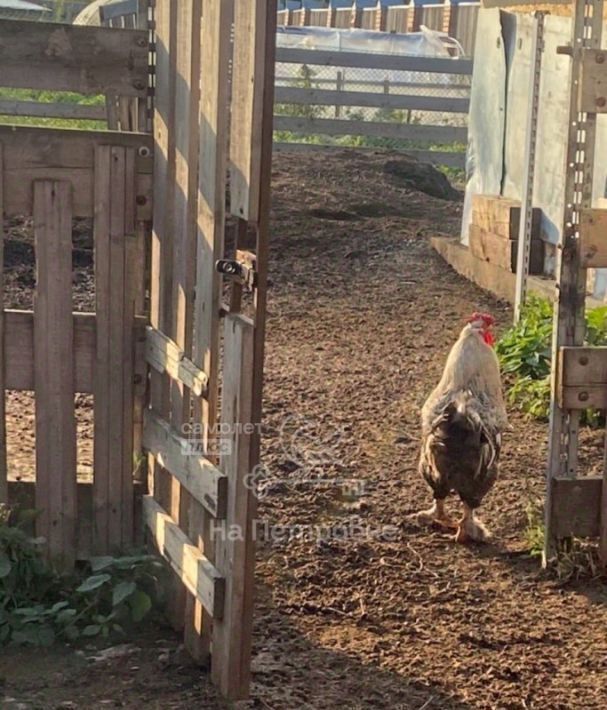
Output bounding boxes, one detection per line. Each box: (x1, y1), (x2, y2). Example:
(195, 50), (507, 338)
(211, 314), (255, 700)
(33, 180), (77, 568)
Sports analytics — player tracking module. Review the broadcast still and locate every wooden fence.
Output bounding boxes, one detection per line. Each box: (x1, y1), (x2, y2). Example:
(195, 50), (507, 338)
(0, 19), (152, 566)
(278, 2), (481, 57)
(0, 1), (274, 700)
(274, 47), (472, 167)
(0, 10), (151, 132)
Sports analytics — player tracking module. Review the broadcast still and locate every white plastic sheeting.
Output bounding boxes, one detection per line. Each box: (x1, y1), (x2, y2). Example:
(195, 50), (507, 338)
(462, 9), (607, 299)
(460, 8), (506, 245)
(277, 25), (465, 58)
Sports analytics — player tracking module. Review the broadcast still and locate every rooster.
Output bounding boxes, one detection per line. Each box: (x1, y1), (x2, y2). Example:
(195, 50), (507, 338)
(414, 312), (508, 543)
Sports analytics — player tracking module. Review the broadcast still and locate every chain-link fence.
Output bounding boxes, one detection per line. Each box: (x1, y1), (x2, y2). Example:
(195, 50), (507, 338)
(274, 56), (471, 162)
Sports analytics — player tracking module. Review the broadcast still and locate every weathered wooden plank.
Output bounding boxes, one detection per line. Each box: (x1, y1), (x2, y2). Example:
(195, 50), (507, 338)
(5, 310), (95, 393)
(230, 0), (267, 221)
(275, 47), (473, 75)
(274, 87), (470, 113)
(146, 326), (209, 397)
(191, 0), (235, 660)
(93, 145), (136, 553)
(169, 0), (205, 661)
(212, 315), (256, 700)
(273, 115), (468, 143)
(33, 180), (77, 567)
(468, 225), (543, 274)
(558, 384), (607, 410)
(471, 194), (541, 240)
(142, 495), (225, 619)
(0, 126), (153, 219)
(559, 347), (607, 386)
(578, 48), (607, 114)
(579, 209), (607, 268)
(273, 141), (466, 168)
(0, 21), (148, 96)
(431, 235), (563, 305)
(550, 476), (602, 539)
(0, 145), (6, 502)
(142, 410), (228, 520)
(0, 100), (106, 121)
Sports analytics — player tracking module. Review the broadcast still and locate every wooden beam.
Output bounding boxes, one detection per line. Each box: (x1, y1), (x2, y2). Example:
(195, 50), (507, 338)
(33, 180), (77, 568)
(142, 495), (225, 620)
(550, 476), (602, 539)
(142, 410), (228, 519)
(471, 194), (541, 240)
(0, 126), (153, 219)
(557, 346), (607, 409)
(431, 237), (607, 308)
(93, 145), (137, 553)
(274, 87), (470, 114)
(275, 47), (473, 75)
(468, 225), (543, 274)
(146, 326), (208, 397)
(579, 209), (607, 267)
(0, 21), (148, 96)
(578, 48), (607, 114)
(212, 314), (256, 700)
(4, 310), (94, 393)
(0, 100), (106, 121)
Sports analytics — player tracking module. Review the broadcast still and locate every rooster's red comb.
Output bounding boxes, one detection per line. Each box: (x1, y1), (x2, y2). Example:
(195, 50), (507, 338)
(467, 312), (495, 326)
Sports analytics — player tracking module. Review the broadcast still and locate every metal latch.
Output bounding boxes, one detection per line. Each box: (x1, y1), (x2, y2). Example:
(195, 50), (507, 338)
(215, 250), (257, 290)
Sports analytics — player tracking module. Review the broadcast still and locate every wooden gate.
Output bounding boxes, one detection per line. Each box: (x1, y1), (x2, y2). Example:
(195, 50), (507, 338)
(141, 0), (276, 699)
(0, 19), (152, 565)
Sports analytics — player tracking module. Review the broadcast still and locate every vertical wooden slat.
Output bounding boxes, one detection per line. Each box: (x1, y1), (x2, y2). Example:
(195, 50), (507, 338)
(0, 144), (6, 502)
(213, 0), (276, 698)
(149, 0), (183, 629)
(149, 0), (177, 506)
(212, 314), (255, 700)
(190, 0), (234, 662)
(33, 180), (77, 567)
(230, 0), (269, 223)
(93, 145), (136, 553)
(170, 0), (204, 659)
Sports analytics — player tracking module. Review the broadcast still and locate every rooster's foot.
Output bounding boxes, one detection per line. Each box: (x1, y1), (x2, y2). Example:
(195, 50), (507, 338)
(455, 509), (491, 543)
(411, 500), (458, 530)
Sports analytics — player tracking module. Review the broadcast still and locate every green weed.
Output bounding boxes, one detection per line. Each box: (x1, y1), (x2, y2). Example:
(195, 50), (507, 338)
(0, 506), (165, 647)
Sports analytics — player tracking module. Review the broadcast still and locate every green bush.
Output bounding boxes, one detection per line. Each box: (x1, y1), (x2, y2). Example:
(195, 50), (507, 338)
(496, 296), (607, 423)
(0, 507), (166, 647)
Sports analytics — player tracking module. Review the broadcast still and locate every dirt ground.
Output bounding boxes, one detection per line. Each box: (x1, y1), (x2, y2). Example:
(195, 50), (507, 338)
(2, 150), (607, 709)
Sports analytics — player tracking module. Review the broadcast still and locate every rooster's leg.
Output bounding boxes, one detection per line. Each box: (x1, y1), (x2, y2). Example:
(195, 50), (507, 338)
(455, 503), (491, 543)
(412, 499), (458, 529)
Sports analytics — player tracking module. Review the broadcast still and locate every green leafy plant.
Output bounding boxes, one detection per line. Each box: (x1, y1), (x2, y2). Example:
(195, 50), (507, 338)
(0, 506), (165, 647)
(497, 297), (607, 425)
